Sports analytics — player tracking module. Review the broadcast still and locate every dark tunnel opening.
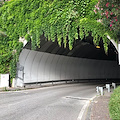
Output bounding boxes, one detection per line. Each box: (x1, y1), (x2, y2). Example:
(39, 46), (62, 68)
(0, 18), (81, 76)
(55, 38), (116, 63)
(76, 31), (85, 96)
(16, 35), (120, 87)
(24, 34), (118, 62)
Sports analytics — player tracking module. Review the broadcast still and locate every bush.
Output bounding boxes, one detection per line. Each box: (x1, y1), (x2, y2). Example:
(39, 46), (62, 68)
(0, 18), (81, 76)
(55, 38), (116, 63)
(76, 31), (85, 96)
(109, 86), (120, 120)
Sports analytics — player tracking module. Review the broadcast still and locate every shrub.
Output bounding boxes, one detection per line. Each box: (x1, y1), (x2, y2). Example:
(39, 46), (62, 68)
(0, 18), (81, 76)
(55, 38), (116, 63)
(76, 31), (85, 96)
(109, 86), (120, 120)
(0, 34), (23, 78)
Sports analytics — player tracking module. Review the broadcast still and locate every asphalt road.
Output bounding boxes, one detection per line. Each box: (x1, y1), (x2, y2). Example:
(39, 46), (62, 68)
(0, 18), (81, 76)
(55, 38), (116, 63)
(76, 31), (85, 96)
(0, 83), (98, 120)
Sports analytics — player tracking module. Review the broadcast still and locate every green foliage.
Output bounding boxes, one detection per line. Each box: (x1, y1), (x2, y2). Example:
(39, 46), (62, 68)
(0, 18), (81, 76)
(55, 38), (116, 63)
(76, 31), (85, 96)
(0, 0), (117, 52)
(109, 86), (120, 120)
(0, 34), (23, 78)
(96, 0), (120, 35)
(0, 35), (11, 73)
(0, 0), (8, 7)
(0, 0), (118, 78)
(79, 18), (116, 53)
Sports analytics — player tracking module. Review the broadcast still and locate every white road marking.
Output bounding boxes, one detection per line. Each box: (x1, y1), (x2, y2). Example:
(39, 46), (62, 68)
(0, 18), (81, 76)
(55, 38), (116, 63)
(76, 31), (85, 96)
(65, 96), (90, 100)
(77, 100), (90, 120)
(77, 96), (96, 120)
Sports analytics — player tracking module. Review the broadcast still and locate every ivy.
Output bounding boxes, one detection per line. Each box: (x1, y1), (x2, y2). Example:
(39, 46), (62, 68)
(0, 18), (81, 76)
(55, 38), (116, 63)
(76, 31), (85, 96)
(0, 0), (118, 76)
(0, 34), (23, 78)
(1, 0), (116, 51)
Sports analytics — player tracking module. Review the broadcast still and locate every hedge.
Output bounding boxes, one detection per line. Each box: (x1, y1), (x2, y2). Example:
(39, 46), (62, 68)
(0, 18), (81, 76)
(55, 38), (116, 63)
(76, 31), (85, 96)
(109, 86), (120, 120)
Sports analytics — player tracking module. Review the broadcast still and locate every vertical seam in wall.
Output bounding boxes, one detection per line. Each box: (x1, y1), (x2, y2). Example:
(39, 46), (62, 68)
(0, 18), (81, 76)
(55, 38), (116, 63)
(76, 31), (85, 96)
(60, 56), (65, 80)
(48, 54), (55, 81)
(65, 57), (72, 80)
(77, 58), (80, 79)
(30, 51), (38, 83)
(64, 57), (70, 80)
(71, 58), (75, 80)
(49, 54), (56, 81)
(55, 55), (60, 81)
(23, 49), (31, 83)
(55, 56), (61, 80)
(43, 53), (50, 82)
(78, 58), (83, 79)
(23, 49), (31, 66)
(37, 52), (44, 83)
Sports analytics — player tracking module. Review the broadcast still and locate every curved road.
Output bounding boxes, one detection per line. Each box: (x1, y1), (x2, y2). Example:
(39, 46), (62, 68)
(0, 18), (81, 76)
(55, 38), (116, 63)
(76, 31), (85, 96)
(0, 83), (98, 120)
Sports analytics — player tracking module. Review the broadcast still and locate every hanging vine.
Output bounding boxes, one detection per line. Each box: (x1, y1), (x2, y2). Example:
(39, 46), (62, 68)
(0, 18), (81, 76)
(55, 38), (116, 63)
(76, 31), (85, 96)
(0, 0), (118, 76)
(0, 0), (117, 50)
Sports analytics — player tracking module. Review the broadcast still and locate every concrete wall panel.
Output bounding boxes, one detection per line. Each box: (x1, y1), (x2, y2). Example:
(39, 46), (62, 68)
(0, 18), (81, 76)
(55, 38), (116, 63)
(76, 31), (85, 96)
(24, 50), (37, 83)
(17, 49), (120, 85)
(49, 55), (60, 81)
(37, 53), (49, 82)
(31, 52), (43, 82)
(60, 57), (69, 80)
(74, 58), (79, 79)
(65, 58), (72, 79)
(19, 49), (30, 66)
(70, 58), (75, 79)
(44, 54), (54, 81)
(37, 52), (44, 82)
(55, 56), (64, 80)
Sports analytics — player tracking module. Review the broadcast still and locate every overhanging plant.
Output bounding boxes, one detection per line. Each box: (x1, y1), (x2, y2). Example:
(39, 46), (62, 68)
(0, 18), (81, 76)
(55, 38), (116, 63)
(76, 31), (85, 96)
(0, 0), (117, 52)
(0, 0), (119, 80)
(94, 0), (120, 38)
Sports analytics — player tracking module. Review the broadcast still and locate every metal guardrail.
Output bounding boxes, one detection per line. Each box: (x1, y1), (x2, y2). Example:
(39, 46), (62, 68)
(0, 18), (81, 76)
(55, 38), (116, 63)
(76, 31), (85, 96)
(96, 83), (119, 96)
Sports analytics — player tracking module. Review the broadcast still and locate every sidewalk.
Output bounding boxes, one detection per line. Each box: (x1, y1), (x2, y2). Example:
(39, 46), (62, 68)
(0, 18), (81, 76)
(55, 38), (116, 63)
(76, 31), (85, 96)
(87, 92), (112, 120)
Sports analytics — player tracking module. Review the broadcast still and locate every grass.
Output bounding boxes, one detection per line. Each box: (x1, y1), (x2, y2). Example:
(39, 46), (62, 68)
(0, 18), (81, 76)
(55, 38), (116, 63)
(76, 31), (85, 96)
(109, 86), (120, 120)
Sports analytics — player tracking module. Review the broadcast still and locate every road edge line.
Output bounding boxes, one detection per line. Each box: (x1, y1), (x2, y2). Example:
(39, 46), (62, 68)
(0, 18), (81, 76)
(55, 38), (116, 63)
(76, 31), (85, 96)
(77, 96), (96, 120)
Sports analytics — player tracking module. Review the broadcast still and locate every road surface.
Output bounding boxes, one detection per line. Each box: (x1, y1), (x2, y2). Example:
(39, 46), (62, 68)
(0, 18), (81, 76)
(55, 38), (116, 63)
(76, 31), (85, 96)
(0, 83), (98, 120)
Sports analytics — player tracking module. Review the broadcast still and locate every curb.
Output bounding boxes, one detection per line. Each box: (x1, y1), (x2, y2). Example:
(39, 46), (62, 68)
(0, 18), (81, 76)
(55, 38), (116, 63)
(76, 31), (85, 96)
(0, 87), (26, 92)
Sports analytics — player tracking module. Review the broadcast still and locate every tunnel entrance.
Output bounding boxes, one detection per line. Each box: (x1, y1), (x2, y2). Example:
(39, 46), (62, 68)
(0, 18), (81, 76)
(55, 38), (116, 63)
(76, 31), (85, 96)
(16, 35), (120, 87)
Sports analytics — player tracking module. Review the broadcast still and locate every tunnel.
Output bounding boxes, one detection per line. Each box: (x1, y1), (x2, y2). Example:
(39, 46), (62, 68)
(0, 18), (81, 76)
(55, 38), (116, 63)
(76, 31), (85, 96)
(16, 35), (120, 87)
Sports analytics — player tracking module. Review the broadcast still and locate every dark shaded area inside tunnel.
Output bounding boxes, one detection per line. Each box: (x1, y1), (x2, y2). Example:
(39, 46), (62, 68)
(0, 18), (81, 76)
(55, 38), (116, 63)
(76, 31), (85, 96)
(24, 35), (118, 62)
